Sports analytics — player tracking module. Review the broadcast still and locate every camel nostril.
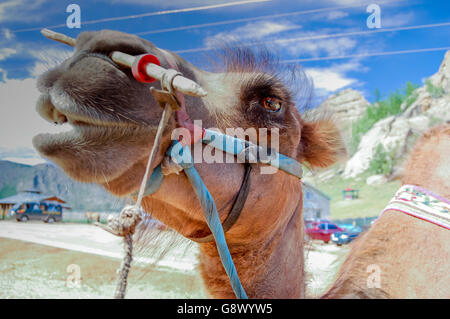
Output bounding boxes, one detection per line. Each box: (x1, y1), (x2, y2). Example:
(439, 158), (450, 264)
(36, 94), (68, 125)
(55, 113), (68, 125)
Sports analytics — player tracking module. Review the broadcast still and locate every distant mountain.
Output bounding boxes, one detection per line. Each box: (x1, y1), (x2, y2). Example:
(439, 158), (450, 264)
(343, 51), (450, 179)
(0, 160), (123, 211)
(314, 50), (450, 182)
(317, 88), (370, 146)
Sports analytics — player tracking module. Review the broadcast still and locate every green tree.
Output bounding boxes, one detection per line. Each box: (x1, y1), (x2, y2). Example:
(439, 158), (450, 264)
(369, 144), (395, 175)
(425, 79), (445, 98)
(350, 82), (419, 154)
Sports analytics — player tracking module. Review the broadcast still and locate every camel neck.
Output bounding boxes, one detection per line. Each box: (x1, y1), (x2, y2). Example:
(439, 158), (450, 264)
(197, 200), (305, 299)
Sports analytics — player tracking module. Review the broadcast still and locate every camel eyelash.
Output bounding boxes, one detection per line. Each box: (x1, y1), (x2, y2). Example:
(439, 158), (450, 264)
(240, 75), (290, 113)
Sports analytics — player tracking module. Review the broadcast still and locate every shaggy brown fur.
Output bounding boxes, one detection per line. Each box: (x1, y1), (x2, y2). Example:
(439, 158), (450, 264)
(33, 30), (345, 298)
(324, 124), (450, 298)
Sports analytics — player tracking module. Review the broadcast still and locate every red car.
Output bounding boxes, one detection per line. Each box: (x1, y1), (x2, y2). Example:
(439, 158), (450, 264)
(305, 220), (344, 243)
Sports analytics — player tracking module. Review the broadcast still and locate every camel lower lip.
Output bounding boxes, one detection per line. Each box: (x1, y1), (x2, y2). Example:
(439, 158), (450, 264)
(33, 124), (107, 154)
(33, 123), (155, 157)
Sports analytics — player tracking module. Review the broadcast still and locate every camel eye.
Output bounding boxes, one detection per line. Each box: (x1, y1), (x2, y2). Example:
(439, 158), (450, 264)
(261, 97), (282, 113)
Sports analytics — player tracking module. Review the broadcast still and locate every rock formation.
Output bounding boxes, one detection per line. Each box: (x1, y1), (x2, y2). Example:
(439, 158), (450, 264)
(343, 51), (450, 178)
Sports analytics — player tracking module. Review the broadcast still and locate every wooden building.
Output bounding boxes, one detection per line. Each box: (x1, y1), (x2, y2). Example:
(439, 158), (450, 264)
(302, 183), (331, 221)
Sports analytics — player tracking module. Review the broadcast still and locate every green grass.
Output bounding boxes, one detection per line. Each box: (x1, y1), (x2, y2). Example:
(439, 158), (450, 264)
(307, 173), (401, 219)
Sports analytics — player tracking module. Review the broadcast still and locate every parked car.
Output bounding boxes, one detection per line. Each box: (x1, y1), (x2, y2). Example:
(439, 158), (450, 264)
(305, 220), (344, 243)
(10, 201), (63, 223)
(331, 225), (362, 246)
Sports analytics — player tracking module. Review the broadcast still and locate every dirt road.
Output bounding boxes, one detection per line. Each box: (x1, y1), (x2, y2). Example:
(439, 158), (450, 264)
(0, 221), (349, 298)
(0, 221), (198, 270)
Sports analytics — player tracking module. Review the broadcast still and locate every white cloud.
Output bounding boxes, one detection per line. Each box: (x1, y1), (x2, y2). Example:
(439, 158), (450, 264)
(107, 0), (269, 8)
(306, 60), (366, 93)
(0, 47), (73, 161)
(204, 21), (301, 47)
(313, 10), (349, 21)
(0, 0), (48, 23)
(0, 68), (6, 82)
(282, 35), (357, 57)
(0, 0), (17, 20)
(2, 28), (14, 40)
(0, 77), (70, 152)
(328, 0), (356, 4)
(304, 0), (365, 5)
(307, 67), (356, 92)
(109, 0), (222, 5)
(381, 11), (415, 28)
(2, 157), (47, 165)
(0, 48), (16, 61)
(325, 10), (349, 20)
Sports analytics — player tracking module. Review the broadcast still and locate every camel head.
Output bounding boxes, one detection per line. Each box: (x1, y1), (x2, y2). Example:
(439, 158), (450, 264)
(34, 30), (177, 184)
(34, 31), (347, 295)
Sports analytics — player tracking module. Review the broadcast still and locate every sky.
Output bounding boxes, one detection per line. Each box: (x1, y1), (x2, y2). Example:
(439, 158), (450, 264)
(0, 0), (449, 165)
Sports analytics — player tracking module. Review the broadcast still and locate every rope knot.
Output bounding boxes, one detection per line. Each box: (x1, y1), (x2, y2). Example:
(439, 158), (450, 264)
(96, 205), (143, 237)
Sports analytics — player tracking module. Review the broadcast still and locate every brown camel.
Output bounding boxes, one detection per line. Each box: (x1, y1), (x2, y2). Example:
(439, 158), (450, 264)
(33, 30), (346, 298)
(324, 124), (450, 299)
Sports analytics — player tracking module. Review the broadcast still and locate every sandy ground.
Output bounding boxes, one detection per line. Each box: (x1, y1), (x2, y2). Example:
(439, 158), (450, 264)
(305, 241), (350, 297)
(0, 221), (349, 298)
(0, 221), (199, 271)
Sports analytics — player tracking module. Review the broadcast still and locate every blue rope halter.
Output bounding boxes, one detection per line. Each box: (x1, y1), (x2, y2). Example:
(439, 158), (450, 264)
(140, 129), (303, 299)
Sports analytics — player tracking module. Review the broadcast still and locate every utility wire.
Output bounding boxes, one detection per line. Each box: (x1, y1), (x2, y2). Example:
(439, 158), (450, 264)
(12, 0), (271, 33)
(282, 46), (450, 63)
(173, 21), (450, 54)
(2, 46), (450, 73)
(136, 0), (407, 36)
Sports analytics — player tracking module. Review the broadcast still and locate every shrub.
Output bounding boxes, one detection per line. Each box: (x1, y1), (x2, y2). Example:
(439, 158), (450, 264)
(368, 144), (395, 175)
(350, 82), (418, 153)
(425, 79), (445, 98)
(404, 81), (419, 108)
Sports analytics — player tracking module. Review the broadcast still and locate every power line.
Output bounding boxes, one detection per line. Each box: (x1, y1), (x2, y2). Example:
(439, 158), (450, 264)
(275, 21), (450, 45)
(12, 0), (271, 33)
(173, 21), (450, 54)
(5, 47), (449, 74)
(136, 0), (406, 36)
(282, 46), (450, 63)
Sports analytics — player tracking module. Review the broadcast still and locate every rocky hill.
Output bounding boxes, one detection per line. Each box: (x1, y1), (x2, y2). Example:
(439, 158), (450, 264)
(317, 51), (450, 182)
(318, 88), (369, 141)
(0, 160), (123, 211)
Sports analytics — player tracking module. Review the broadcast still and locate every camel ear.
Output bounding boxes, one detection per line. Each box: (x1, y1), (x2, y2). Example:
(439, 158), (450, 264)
(297, 118), (346, 168)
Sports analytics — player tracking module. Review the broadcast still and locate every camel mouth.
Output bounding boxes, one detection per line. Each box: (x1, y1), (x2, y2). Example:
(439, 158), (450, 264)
(33, 90), (143, 151)
(37, 89), (140, 126)
(32, 89), (158, 183)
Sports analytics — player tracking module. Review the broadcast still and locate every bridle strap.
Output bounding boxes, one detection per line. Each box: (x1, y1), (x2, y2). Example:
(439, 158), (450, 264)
(190, 163), (252, 243)
(160, 49), (204, 144)
(135, 51), (303, 245)
(159, 50), (252, 242)
(136, 126), (304, 241)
